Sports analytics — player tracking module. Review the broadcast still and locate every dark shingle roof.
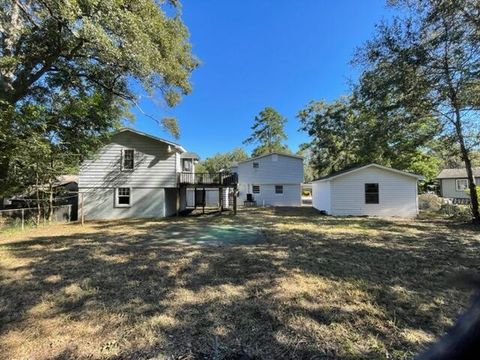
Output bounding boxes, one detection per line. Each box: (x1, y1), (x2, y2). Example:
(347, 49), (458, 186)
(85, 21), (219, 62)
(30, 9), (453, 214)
(437, 168), (480, 179)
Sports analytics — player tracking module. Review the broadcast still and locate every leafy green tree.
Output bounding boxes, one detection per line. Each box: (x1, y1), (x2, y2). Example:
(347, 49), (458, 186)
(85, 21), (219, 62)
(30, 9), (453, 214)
(0, 0), (197, 197)
(3, 92), (126, 218)
(356, 0), (480, 222)
(297, 145), (316, 182)
(200, 148), (248, 174)
(244, 107), (290, 157)
(298, 96), (440, 180)
(298, 98), (361, 175)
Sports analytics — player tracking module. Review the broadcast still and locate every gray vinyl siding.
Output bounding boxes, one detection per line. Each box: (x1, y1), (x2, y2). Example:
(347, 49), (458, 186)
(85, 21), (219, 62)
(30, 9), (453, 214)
(237, 154), (303, 184)
(236, 154), (303, 207)
(440, 178), (479, 199)
(238, 184), (301, 206)
(79, 131), (177, 188)
(81, 187), (167, 220)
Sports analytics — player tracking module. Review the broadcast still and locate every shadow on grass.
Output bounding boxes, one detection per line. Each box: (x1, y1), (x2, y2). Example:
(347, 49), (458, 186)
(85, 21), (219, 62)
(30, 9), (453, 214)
(0, 207), (478, 359)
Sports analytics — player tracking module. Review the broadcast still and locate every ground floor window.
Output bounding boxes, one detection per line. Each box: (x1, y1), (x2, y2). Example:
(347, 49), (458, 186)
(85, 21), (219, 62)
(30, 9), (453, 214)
(456, 179), (468, 191)
(275, 185), (284, 194)
(116, 187), (131, 207)
(365, 183), (379, 204)
(252, 185), (260, 194)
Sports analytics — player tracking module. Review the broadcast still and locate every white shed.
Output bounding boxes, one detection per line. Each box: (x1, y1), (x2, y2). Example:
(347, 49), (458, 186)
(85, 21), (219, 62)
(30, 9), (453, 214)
(312, 164), (422, 218)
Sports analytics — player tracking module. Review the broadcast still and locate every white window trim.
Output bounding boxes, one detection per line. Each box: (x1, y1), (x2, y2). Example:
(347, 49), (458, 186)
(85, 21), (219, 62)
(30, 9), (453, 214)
(275, 185), (284, 195)
(121, 149), (135, 171)
(115, 187), (132, 207)
(456, 178), (469, 192)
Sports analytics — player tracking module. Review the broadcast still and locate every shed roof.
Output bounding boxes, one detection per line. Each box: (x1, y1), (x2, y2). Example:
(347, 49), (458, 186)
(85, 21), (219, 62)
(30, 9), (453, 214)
(312, 163), (423, 182)
(437, 168), (480, 179)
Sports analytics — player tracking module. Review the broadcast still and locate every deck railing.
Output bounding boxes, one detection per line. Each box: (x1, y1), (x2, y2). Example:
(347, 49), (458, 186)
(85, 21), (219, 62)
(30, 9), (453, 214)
(178, 172), (238, 186)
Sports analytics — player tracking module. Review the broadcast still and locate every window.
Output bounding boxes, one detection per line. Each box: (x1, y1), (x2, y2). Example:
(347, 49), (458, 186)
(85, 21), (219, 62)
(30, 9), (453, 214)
(253, 162), (259, 169)
(116, 187), (131, 207)
(122, 149), (134, 170)
(252, 185), (260, 194)
(182, 159), (193, 172)
(456, 179), (468, 191)
(365, 183), (379, 204)
(275, 185), (283, 194)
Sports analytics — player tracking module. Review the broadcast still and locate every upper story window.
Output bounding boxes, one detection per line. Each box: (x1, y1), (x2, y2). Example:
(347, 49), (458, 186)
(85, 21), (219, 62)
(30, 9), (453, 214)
(365, 183), (379, 204)
(122, 149), (134, 170)
(182, 159), (193, 172)
(456, 179), (468, 191)
(252, 185), (260, 194)
(253, 162), (259, 169)
(275, 185), (283, 194)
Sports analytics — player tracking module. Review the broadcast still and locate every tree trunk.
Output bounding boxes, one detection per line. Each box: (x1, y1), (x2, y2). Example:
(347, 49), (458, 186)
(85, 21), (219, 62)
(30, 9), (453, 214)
(459, 140), (480, 223)
(441, 24), (480, 223)
(454, 113), (480, 223)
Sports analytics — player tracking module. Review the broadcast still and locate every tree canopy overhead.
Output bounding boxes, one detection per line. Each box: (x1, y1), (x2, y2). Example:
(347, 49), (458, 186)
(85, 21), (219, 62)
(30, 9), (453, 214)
(0, 0), (198, 106)
(355, 0), (480, 221)
(244, 107), (290, 157)
(0, 0), (198, 198)
(299, 0), (480, 222)
(198, 148), (248, 174)
(298, 96), (441, 180)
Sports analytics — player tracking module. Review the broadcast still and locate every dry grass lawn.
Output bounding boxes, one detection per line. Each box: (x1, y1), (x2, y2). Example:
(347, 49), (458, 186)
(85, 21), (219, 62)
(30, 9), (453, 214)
(0, 207), (479, 359)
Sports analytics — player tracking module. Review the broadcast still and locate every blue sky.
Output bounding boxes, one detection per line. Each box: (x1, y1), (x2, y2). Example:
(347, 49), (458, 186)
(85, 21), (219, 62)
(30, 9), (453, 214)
(130, 0), (393, 159)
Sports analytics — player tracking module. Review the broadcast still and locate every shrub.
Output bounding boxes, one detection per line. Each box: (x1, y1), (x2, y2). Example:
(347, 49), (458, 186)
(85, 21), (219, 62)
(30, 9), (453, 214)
(439, 203), (472, 220)
(418, 193), (442, 211)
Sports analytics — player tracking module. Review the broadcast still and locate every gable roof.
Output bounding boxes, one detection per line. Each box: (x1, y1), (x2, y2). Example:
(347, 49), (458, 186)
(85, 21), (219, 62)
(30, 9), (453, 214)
(114, 128), (186, 153)
(180, 152), (200, 160)
(437, 168), (480, 179)
(237, 152), (303, 164)
(312, 163), (423, 182)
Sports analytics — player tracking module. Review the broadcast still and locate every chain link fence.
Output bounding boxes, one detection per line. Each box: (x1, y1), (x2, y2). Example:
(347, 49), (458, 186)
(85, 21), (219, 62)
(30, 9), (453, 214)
(0, 205), (73, 231)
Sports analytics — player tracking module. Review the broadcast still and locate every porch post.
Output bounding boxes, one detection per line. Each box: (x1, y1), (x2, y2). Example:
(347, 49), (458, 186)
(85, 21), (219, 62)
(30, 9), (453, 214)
(176, 187), (180, 216)
(233, 186), (237, 215)
(218, 187), (223, 214)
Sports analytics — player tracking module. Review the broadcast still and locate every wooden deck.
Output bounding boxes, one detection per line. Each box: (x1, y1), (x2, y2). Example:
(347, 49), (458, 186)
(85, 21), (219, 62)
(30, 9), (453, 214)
(178, 172), (238, 188)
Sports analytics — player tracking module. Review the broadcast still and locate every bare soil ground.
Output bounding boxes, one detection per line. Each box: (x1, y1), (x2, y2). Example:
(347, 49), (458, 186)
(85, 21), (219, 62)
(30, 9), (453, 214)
(0, 207), (479, 359)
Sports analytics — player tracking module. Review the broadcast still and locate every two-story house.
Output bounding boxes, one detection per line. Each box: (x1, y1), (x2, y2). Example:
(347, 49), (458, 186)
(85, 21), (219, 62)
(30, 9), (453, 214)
(78, 128), (199, 220)
(232, 153), (304, 206)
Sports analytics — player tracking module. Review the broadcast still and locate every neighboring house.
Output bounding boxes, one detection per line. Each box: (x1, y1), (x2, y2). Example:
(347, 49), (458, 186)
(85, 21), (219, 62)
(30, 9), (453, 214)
(54, 175), (79, 221)
(312, 163), (423, 218)
(232, 153), (304, 206)
(436, 168), (480, 199)
(79, 128), (198, 220)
